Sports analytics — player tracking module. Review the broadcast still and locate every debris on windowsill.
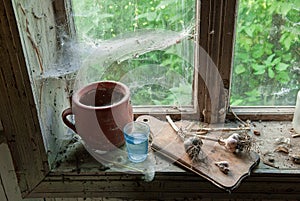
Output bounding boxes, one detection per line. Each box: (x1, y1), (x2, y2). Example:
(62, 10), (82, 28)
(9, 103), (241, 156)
(227, 108), (262, 138)
(290, 154), (300, 164)
(253, 130), (261, 136)
(190, 126), (251, 133)
(275, 137), (291, 145)
(253, 121), (300, 169)
(262, 159), (279, 169)
(262, 152), (279, 169)
(215, 161), (230, 174)
(274, 136), (291, 154)
(274, 145), (290, 154)
(291, 128), (300, 138)
(54, 118), (300, 184)
(292, 133), (300, 138)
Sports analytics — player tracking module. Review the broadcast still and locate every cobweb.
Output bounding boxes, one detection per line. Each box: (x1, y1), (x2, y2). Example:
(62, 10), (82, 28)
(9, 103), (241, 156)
(19, 0), (195, 180)
(74, 28), (194, 93)
(70, 28), (194, 181)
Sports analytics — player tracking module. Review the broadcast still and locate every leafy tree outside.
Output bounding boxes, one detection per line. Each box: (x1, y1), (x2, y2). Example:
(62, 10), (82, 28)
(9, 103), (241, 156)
(231, 0), (300, 106)
(72, 0), (300, 106)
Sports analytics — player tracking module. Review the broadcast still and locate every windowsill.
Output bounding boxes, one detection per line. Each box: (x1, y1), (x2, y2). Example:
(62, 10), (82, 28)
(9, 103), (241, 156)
(29, 120), (300, 199)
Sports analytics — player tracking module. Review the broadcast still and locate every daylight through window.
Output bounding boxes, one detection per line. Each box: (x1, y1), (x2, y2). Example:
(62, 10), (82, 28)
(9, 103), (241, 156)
(231, 0), (300, 106)
(72, 0), (196, 107)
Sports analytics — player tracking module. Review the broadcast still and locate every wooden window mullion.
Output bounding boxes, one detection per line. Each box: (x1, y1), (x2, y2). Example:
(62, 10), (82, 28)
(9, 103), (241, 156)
(197, 0), (237, 124)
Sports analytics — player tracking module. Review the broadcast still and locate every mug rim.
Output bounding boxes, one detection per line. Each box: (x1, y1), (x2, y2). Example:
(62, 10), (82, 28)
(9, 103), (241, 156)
(73, 80), (130, 109)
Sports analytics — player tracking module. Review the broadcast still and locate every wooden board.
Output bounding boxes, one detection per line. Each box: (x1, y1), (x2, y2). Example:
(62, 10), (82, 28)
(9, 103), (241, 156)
(136, 115), (260, 191)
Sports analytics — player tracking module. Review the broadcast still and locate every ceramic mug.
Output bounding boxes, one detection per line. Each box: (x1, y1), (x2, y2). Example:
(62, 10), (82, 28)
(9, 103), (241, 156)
(62, 81), (133, 151)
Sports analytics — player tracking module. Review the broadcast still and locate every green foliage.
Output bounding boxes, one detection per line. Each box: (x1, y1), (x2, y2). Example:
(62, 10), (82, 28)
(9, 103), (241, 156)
(72, 0), (194, 40)
(72, 0), (194, 106)
(72, 0), (299, 106)
(231, 0), (300, 106)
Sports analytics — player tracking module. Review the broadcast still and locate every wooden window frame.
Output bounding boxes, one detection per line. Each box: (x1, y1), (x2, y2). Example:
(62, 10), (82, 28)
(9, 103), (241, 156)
(0, 0), (298, 199)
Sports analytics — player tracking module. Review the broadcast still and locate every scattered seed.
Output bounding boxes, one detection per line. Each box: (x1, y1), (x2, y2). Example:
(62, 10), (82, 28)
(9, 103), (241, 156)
(253, 130), (261, 136)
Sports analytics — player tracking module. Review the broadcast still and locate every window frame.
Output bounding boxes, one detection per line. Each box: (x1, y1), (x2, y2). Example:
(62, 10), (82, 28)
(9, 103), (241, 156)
(0, 0), (297, 199)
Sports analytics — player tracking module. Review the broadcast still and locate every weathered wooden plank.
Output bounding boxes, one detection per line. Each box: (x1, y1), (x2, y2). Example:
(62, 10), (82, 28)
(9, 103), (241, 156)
(77, 198), (121, 201)
(0, 144), (45, 201)
(205, 0), (226, 123)
(0, 0), (49, 196)
(26, 119), (300, 199)
(49, 197), (125, 201)
(12, 0), (77, 167)
(0, 143), (22, 201)
(219, 0), (237, 90)
(33, 170), (300, 183)
(197, 0), (236, 123)
(22, 198), (46, 201)
(29, 190), (300, 200)
(197, 0), (210, 122)
(26, 170), (300, 199)
(228, 107), (294, 121)
(0, 175), (8, 201)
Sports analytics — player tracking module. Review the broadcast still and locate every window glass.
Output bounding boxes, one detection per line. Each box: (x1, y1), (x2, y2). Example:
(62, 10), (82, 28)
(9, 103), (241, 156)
(231, 0), (300, 106)
(72, 0), (195, 106)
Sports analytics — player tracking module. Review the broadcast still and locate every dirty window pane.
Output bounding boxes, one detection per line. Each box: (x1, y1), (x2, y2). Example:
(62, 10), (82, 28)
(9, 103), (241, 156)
(72, 0), (195, 106)
(231, 0), (300, 106)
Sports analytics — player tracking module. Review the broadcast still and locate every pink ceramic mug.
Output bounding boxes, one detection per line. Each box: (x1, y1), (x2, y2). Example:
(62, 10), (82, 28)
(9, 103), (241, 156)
(62, 81), (133, 151)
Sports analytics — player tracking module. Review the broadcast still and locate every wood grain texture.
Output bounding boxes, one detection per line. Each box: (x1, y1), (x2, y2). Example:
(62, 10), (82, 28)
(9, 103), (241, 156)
(0, 175), (8, 201)
(197, 0), (237, 124)
(31, 172), (300, 200)
(0, 0), (49, 196)
(137, 115), (259, 191)
(228, 106), (294, 121)
(0, 143), (21, 201)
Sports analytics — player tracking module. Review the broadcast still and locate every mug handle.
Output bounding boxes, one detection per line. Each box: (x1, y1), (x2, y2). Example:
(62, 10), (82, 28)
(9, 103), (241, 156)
(62, 108), (77, 133)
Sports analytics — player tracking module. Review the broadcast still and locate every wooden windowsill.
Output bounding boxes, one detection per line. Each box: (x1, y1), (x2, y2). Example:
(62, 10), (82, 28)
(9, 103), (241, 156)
(28, 120), (300, 199)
